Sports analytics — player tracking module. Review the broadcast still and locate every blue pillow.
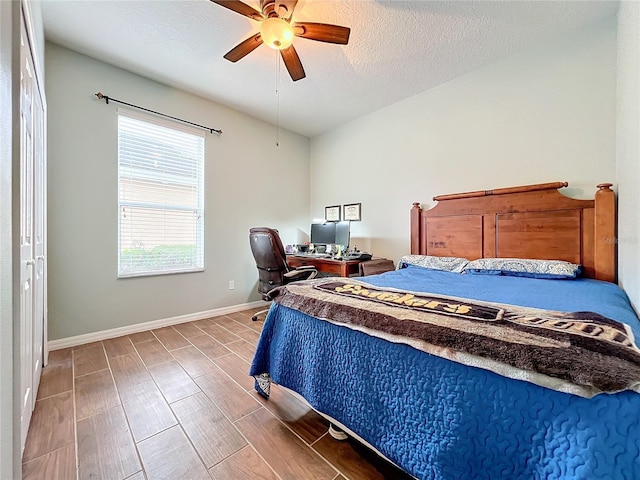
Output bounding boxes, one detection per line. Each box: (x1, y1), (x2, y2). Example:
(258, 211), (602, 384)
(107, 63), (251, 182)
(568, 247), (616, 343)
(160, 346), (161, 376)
(463, 258), (582, 279)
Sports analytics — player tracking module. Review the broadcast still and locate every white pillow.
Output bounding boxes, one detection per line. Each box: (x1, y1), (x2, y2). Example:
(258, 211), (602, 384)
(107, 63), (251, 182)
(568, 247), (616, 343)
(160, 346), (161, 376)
(397, 255), (469, 273)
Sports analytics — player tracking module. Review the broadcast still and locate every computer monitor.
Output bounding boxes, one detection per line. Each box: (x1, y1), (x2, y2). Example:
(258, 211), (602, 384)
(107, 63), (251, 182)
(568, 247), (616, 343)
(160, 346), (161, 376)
(310, 222), (336, 245)
(335, 221), (350, 248)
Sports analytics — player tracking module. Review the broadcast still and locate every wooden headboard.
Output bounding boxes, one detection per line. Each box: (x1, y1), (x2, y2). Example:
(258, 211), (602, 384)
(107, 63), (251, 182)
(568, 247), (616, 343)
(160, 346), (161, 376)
(410, 182), (616, 282)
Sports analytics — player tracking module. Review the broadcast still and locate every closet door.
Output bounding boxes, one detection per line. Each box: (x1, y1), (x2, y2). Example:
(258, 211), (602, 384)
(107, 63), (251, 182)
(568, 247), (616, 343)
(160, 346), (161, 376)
(32, 66), (45, 408)
(19, 5), (46, 452)
(19, 14), (35, 450)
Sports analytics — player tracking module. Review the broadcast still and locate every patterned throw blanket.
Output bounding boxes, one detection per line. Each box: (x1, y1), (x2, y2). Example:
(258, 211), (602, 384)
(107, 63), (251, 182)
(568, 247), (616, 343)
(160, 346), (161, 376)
(269, 278), (640, 398)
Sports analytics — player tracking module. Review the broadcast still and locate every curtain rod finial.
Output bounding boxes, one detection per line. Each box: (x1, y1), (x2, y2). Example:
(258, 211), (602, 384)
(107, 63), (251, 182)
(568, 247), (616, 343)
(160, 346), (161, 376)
(95, 92), (109, 104)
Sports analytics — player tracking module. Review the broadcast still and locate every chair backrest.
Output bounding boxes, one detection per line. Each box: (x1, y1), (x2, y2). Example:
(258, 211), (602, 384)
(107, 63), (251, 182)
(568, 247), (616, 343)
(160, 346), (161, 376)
(249, 227), (290, 298)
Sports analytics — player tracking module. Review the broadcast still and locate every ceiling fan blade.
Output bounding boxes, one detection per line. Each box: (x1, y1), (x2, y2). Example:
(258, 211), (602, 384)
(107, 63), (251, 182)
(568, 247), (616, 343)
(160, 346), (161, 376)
(275, 0), (298, 20)
(280, 45), (306, 81)
(224, 33), (263, 62)
(294, 22), (350, 45)
(210, 0), (264, 21)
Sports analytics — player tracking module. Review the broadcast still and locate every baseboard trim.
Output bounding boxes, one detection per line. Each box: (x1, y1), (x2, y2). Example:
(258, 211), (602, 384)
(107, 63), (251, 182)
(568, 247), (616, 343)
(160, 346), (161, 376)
(48, 300), (269, 351)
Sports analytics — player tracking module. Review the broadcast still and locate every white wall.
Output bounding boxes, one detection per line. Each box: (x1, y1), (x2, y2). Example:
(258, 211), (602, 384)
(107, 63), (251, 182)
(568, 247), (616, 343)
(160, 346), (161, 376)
(616, 1), (640, 311)
(46, 43), (310, 340)
(311, 18), (618, 264)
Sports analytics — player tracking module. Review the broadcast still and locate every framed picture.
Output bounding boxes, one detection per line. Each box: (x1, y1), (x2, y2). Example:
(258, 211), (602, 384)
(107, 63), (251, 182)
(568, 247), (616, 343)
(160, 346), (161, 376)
(343, 203), (361, 221)
(325, 205), (341, 222)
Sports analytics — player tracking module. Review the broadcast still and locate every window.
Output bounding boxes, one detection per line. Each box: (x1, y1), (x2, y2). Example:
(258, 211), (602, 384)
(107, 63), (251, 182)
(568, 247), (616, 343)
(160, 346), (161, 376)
(118, 110), (205, 277)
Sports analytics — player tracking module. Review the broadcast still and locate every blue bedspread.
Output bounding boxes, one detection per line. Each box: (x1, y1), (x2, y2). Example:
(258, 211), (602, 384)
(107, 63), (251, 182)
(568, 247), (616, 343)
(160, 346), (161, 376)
(250, 267), (640, 479)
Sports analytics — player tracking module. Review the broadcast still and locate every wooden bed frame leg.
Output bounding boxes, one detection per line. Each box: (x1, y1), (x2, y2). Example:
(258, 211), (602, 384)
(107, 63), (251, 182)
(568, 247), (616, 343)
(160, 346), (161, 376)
(328, 423), (348, 441)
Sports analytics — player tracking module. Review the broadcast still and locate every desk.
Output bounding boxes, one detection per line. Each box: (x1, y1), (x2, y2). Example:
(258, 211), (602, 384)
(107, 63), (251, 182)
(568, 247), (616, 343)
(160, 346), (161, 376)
(287, 255), (364, 278)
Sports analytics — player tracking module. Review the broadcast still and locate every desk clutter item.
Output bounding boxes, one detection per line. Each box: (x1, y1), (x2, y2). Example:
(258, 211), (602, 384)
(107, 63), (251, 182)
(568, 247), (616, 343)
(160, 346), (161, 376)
(343, 252), (372, 261)
(296, 252), (331, 258)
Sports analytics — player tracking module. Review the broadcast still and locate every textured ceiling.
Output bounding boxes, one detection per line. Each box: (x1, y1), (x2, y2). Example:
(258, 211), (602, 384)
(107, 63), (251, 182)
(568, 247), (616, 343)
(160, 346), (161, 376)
(41, 0), (618, 137)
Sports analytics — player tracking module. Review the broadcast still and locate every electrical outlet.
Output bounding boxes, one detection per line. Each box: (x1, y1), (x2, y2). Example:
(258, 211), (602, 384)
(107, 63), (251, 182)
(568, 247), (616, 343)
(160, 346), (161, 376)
(228, 280), (235, 290)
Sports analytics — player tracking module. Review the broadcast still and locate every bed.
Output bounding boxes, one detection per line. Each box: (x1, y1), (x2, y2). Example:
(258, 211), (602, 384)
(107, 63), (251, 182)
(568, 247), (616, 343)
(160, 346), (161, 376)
(250, 182), (640, 480)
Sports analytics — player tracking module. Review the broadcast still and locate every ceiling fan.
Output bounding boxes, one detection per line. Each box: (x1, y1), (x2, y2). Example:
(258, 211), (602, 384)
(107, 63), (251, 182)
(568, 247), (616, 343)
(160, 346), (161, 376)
(211, 0), (351, 81)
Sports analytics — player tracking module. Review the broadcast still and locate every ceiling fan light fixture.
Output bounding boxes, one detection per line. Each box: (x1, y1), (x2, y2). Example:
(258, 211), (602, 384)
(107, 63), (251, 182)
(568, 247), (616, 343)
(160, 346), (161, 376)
(212, 0), (350, 81)
(261, 17), (294, 50)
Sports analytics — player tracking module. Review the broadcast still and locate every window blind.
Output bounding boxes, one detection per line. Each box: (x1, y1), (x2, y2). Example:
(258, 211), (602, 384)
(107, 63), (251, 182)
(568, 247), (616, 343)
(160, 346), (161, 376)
(118, 110), (205, 277)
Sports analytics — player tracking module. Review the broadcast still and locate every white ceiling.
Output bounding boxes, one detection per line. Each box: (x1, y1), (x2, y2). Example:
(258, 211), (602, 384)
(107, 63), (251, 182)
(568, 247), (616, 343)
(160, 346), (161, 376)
(41, 0), (618, 137)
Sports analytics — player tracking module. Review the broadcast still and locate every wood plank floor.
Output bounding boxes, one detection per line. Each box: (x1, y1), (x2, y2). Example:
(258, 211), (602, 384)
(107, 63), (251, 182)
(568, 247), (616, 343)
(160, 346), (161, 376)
(22, 308), (413, 480)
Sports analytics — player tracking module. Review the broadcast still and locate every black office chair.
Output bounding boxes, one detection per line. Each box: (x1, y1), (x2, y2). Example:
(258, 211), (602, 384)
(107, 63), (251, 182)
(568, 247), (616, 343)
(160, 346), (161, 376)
(249, 227), (318, 321)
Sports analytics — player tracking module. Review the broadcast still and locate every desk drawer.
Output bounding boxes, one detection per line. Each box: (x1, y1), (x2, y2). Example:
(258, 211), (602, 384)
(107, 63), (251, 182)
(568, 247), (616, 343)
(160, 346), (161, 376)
(319, 263), (342, 275)
(287, 255), (352, 277)
(288, 257), (308, 268)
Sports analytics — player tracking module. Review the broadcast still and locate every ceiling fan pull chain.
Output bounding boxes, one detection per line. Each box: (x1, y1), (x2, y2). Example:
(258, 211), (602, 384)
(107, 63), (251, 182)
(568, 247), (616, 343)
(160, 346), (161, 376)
(275, 51), (281, 147)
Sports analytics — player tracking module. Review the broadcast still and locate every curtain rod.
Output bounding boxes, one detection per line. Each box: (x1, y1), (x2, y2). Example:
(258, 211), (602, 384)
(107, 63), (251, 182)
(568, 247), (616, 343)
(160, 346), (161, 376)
(94, 92), (222, 135)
